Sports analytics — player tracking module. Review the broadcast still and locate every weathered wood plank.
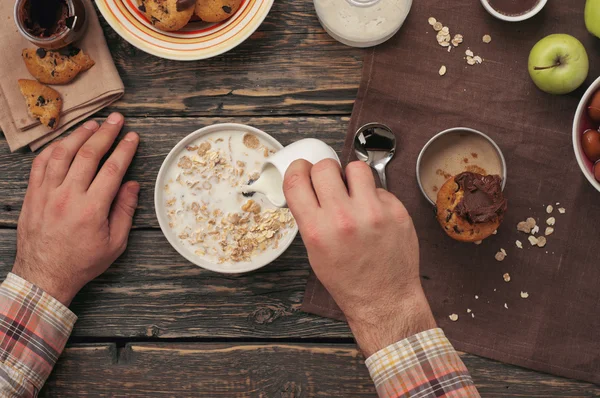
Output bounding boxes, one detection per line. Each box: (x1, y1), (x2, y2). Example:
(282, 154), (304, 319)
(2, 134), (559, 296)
(98, 3), (362, 118)
(41, 343), (600, 397)
(0, 228), (350, 339)
(0, 116), (349, 228)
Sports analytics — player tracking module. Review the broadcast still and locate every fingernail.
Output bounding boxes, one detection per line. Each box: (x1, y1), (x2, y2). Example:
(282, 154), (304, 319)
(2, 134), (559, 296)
(83, 120), (99, 131)
(106, 112), (123, 124)
(128, 182), (140, 194)
(124, 132), (138, 143)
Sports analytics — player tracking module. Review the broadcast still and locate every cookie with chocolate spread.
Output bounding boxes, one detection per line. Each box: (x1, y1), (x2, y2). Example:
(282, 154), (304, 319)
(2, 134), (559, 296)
(139, 0), (195, 31)
(22, 47), (94, 85)
(436, 172), (507, 242)
(18, 79), (63, 130)
(195, 0), (242, 23)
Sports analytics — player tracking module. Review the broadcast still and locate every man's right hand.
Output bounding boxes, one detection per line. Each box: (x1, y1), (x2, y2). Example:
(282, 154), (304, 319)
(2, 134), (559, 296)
(284, 159), (436, 357)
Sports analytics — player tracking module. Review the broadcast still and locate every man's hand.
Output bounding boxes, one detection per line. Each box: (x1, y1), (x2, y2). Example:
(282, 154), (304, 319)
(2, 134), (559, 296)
(12, 113), (140, 306)
(284, 159), (436, 357)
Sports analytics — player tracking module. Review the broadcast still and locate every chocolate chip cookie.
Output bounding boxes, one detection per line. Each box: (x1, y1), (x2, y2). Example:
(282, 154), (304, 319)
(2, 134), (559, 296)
(436, 172), (507, 242)
(18, 79), (63, 129)
(22, 47), (94, 85)
(139, 0), (195, 31)
(195, 0), (242, 23)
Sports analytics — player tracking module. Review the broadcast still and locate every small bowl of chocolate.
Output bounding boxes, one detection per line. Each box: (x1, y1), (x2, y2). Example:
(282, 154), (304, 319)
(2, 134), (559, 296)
(14, 0), (88, 50)
(480, 0), (548, 22)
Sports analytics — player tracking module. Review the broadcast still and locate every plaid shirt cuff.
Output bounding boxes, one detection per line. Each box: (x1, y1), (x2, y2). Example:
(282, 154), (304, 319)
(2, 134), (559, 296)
(0, 273), (77, 392)
(365, 328), (479, 398)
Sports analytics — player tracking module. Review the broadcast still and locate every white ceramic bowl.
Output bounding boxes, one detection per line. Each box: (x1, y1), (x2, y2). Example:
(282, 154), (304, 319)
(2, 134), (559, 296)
(155, 123), (298, 273)
(96, 0), (273, 61)
(479, 0), (548, 22)
(572, 76), (600, 193)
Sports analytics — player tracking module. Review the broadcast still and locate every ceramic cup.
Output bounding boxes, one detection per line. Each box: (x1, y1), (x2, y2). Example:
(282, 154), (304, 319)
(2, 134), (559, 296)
(479, 0), (548, 22)
(261, 138), (340, 207)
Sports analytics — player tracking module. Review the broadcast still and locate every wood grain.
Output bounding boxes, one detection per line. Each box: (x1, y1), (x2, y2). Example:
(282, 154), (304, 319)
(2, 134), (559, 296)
(0, 229), (350, 339)
(0, 116), (349, 228)
(41, 343), (600, 397)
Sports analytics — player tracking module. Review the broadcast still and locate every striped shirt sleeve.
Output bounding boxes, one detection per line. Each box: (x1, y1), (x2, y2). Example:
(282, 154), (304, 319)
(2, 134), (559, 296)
(365, 328), (479, 398)
(0, 273), (77, 397)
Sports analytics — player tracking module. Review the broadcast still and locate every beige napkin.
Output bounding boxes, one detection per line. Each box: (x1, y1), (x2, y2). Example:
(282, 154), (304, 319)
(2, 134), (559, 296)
(0, 0), (124, 152)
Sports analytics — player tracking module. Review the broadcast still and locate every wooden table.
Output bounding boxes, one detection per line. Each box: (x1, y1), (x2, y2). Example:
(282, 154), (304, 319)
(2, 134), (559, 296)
(1, 2), (599, 396)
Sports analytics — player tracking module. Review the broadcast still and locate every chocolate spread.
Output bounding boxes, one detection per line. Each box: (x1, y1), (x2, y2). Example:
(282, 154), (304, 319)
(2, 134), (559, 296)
(487, 0), (539, 16)
(176, 0), (196, 11)
(454, 172), (507, 224)
(20, 0), (69, 38)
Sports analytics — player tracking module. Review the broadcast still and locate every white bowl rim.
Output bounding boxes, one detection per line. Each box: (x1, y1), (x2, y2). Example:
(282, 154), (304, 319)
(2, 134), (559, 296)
(154, 123), (299, 274)
(95, 0), (274, 61)
(416, 127), (508, 205)
(479, 0), (548, 22)
(572, 76), (600, 193)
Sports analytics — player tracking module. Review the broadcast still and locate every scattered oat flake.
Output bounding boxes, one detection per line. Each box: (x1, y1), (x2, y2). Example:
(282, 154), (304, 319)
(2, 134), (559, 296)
(473, 56), (483, 64)
(546, 217), (556, 226)
(495, 251), (506, 261)
(474, 240), (483, 245)
(492, 230), (497, 235)
(439, 65), (447, 76)
(467, 309), (472, 313)
(242, 133), (260, 149)
(545, 227), (554, 236)
(520, 291), (529, 299)
(475, 295), (479, 299)
(428, 17), (437, 26)
(449, 314), (459, 321)
(441, 26), (449, 34)
(504, 303), (508, 309)
(546, 205), (554, 214)
(531, 225), (539, 235)
(465, 49), (474, 57)
(558, 207), (566, 214)
(503, 273), (511, 282)
(500, 248), (507, 256)
(482, 34), (492, 43)
(528, 236), (539, 246)
(467, 57), (476, 65)
(516, 240), (523, 249)
(536, 236), (547, 248)
(471, 313), (475, 318)
(433, 22), (443, 31)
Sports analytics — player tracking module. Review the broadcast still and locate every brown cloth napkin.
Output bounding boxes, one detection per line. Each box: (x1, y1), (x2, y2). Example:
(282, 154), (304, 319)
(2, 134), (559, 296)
(303, 0), (600, 385)
(0, 0), (123, 152)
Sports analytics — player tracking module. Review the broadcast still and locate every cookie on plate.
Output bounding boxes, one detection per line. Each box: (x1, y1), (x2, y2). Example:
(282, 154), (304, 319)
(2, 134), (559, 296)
(436, 172), (507, 243)
(139, 0), (195, 31)
(18, 79), (62, 129)
(195, 0), (242, 23)
(22, 47), (95, 85)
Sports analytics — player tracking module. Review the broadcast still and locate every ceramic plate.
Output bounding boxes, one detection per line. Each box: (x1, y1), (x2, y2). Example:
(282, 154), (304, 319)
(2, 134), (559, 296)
(95, 0), (274, 61)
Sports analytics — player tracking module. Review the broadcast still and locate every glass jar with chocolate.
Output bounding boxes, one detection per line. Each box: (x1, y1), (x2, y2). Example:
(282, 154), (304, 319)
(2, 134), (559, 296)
(14, 0), (88, 50)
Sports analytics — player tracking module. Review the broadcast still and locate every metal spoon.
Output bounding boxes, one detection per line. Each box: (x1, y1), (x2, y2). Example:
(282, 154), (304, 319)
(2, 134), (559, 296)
(353, 123), (396, 190)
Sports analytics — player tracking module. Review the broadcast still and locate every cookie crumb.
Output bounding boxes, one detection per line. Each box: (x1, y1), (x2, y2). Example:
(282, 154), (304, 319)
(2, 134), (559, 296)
(520, 291), (529, 299)
(449, 313), (459, 321)
(503, 273), (511, 282)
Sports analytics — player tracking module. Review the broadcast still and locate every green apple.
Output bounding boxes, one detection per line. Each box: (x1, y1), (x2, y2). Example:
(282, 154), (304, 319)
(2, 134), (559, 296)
(586, 0), (600, 38)
(528, 34), (589, 95)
